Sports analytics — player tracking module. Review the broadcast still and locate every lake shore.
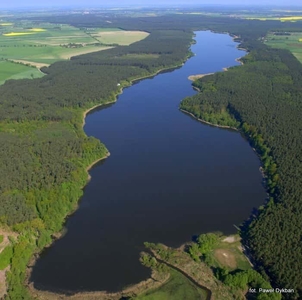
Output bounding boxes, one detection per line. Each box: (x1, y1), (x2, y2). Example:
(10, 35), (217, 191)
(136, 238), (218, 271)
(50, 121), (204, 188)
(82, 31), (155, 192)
(26, 31), (260, 299)
(180, 108), (238, 131)
(25, 42), (195, 298)
(27, 268), (169, 300)
(188, 73), (214, 81)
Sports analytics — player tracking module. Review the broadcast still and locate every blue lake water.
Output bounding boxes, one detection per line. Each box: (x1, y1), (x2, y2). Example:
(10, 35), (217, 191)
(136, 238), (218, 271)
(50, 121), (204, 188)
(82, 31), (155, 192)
(31, 31), (266, 293)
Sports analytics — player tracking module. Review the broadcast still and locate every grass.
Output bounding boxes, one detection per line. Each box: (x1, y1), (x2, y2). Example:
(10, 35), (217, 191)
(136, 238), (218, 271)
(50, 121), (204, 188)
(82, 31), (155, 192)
(265, 31), (302, 63)
(0, 235), (3, 244)
(0, 21), (149, 84)
(211, 235), (251, 271)
(0, 246), (13, 270)
(0, 61), (43, 85)
(135, 269), (208, 300)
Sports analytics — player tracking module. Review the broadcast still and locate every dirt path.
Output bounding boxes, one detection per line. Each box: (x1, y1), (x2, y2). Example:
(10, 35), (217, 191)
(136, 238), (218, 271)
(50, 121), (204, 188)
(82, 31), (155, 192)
(9, 59), (50, 69)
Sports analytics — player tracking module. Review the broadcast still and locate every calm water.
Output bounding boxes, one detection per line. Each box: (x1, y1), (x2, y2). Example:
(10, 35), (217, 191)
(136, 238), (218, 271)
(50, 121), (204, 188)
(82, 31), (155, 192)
(31, 31), (266, 293)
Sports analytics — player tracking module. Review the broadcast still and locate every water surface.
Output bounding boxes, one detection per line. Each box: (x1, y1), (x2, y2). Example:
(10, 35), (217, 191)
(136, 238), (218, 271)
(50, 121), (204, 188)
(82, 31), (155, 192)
(32, 31), (266, 293)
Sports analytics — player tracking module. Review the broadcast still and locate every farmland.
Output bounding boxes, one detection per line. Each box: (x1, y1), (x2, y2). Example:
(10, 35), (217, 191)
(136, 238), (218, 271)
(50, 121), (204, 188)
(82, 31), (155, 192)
(245, 16), (302, 21)
(265, 31), (302, 62)
(0, 61), (43, 85)
(0, 22), (149, 84)
(88, 29), (149, 45)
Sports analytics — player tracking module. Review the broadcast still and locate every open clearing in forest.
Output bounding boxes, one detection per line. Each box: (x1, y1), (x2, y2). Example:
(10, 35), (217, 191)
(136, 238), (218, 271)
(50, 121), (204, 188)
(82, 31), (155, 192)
(265, 31), (302, 62)
(0, 22), (149, 84)
(212, 235), (251, 271)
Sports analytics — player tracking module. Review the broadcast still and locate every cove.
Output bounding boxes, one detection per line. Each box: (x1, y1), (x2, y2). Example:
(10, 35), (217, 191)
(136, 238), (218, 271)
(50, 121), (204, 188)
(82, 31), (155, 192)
(31, 31), (266, 293)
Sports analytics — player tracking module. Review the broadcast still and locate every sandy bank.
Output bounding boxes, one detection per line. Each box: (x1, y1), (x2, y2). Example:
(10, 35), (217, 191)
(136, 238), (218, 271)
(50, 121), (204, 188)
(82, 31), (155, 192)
(188, 73), (214, 81)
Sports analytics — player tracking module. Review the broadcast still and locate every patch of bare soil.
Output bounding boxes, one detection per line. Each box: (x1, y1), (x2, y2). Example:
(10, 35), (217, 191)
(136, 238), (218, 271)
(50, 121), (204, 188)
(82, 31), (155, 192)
(214, 249), (237, 269)
(0, 266), (9, 299)
(188, 73), (214, 81)
(222, 235), (240, 243)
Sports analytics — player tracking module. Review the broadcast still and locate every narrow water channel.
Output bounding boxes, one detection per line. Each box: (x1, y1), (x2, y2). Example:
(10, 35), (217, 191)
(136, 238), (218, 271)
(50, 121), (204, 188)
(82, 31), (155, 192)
(31, 31), (266, 293)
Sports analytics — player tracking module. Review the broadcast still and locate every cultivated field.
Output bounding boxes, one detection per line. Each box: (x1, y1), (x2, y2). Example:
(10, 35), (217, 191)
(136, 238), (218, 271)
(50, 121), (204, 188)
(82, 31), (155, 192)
(0, 61), (43, 85)
(265, 31), (302, 63)
(245, 16), (302, 21)
(0, 22), (149, 84)
(88, 29), (149, 45)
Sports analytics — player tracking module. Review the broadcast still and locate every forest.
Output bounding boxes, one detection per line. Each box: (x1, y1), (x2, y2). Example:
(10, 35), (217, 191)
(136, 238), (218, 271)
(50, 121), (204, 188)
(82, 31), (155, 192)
(180, 23), (302, 299)
(0, 11), (302, 299)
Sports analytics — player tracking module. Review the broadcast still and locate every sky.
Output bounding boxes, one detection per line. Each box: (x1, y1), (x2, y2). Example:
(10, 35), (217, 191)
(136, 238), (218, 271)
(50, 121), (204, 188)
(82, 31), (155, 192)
(0, 0), (301, 9)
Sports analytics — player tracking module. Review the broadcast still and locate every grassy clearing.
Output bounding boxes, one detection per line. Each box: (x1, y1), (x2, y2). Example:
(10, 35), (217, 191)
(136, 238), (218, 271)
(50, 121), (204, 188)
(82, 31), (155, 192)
(0, 61), (43, 85)
(135, 269), (208, 300)
(265, 31), (302, 63)
(211, 235), (251, 271)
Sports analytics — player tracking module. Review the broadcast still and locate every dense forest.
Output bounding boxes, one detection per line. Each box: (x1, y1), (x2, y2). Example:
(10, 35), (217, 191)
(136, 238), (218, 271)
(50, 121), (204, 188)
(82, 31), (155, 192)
(180, 25), (302, 299)
(0, 20), (195, 299)
(1, 12), (302, 299)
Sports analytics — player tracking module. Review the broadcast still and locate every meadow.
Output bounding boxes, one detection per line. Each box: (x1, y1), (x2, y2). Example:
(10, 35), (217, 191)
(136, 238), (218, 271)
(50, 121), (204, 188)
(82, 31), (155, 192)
(0, 22), (149, 84)
(0, 61), (43, 85)
(211, 235), (251, 272)
(265, 31), (302, 62)
(135, 269), (208, 300)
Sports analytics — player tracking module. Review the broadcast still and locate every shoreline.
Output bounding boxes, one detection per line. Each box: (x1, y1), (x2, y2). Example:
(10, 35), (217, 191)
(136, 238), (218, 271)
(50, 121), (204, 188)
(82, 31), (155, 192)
(25, 31), (252, 299)
(188, 73), (214, 81)
(25, 44), (194, 299)
(180, 108), (239, 131)
(27, 268), (169, 300)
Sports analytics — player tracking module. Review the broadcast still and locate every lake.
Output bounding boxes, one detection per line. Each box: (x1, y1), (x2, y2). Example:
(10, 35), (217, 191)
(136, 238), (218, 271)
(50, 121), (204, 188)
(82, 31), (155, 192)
(31, 31), (266, 293)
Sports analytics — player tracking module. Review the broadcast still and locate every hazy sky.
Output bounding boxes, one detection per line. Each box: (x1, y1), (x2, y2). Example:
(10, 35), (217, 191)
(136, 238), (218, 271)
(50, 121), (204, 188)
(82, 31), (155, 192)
(1, 0), (301, 9)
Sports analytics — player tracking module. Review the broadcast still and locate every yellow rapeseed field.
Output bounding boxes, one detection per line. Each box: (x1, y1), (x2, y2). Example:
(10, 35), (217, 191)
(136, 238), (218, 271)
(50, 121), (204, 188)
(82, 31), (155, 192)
(29, 28), (46, 32)
(246, 16), (302, 22)
(299, 38), (302, 42)
(280, 16), (302, 21)
(0, 23), (13, 26)
(3, 32), (36, 36)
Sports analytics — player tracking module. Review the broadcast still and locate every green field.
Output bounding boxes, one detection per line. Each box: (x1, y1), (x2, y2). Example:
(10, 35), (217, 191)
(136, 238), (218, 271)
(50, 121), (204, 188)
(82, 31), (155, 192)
(0, 22), (149, 84)
(265, 31), (302, 62)
(135, 269), (208, 300)
(0, 61), (43, 85)
(211, 235), (251, 271)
